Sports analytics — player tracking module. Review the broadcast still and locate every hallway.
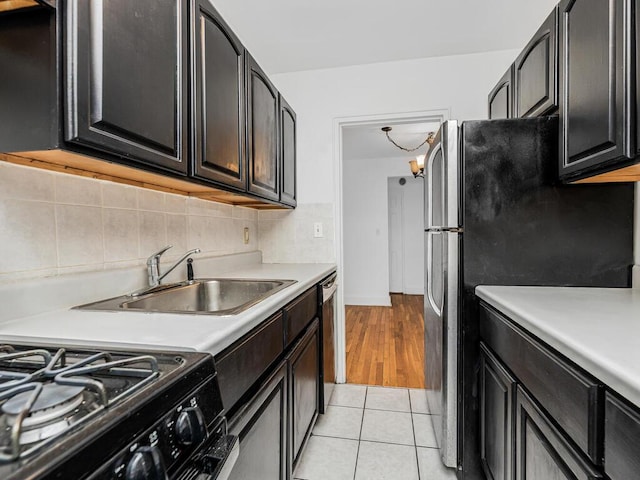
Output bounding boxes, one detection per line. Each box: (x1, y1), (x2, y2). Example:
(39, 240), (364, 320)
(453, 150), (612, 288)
(345, 294), (425, 388)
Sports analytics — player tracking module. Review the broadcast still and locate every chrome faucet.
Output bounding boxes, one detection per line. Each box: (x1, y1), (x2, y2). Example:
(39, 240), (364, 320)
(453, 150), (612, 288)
(146, 245), (201, 287)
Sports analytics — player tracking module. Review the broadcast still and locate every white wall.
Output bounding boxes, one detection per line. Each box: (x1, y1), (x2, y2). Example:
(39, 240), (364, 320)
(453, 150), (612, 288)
(271, 49), (519, 206)
(343, 153), (423, 305)
(0, 162), (258, 282)
(267, 49), (521, 306)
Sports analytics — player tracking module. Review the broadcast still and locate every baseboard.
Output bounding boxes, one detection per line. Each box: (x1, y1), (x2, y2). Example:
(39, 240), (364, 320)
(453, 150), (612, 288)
(344, 295), (392, 306)
(403, 286), (424, 295)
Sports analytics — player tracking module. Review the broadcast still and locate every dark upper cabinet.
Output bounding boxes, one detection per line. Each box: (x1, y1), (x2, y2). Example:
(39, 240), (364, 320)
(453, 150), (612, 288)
(488, 65), (514, 120)
(558, 0), (629, 180)
(65, 0), (188, 174)
(279, 94), (297, 207)
(246, 52), (279, 202)
(515, 386), (602, 480)
(0, 3), (299, 206)
(514, 8), (558, 118)
(480, 343), (516, 480)
(634, 4), (640, 160)
(190, 0), (246, 190)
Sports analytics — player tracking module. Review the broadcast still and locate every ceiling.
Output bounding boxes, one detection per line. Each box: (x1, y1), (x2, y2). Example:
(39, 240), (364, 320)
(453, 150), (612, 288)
(211, 0), (559, 74)
(343, 121), (441, 161)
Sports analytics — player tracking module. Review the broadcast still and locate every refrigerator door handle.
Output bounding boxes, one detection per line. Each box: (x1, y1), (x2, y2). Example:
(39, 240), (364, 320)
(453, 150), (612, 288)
(425, 142), (442, 230)
(427, 227), (463, 233)
(426, 231), (442, 317)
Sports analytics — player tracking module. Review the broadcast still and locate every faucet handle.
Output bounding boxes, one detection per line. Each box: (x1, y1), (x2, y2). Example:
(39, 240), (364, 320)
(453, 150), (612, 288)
(147, 245), (173, 264)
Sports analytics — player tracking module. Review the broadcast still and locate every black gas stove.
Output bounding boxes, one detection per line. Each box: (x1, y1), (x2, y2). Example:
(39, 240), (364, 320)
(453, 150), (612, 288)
(0, 343), (237, 480)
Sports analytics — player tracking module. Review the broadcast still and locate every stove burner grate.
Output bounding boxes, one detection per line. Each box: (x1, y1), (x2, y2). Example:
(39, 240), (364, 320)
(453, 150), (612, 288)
(0, 347), (161, 462)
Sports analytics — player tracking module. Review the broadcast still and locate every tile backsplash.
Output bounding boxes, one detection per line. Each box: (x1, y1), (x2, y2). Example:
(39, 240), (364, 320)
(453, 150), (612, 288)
(0, 163), (259, 282)
(258, 203), (335, 263)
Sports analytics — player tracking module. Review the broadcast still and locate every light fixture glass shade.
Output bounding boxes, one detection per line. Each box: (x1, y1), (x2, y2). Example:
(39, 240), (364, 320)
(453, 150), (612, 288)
(416, 154), (426, 168)
(409, 160), (419, 174)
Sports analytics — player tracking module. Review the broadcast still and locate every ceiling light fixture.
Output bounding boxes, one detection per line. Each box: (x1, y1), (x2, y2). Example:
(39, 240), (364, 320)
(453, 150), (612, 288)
(381, 126), (435, 178)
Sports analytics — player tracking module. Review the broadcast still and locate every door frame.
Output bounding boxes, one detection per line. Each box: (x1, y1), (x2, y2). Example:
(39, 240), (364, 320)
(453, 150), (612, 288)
(332, 108), (449, 383)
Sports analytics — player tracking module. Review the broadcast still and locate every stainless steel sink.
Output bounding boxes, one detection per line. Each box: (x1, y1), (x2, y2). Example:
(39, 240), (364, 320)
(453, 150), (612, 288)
(76, 278), (297, 315)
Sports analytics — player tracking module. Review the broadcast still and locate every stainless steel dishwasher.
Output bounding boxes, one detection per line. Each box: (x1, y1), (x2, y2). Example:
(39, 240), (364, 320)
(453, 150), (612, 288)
(319, 272), (337, 413)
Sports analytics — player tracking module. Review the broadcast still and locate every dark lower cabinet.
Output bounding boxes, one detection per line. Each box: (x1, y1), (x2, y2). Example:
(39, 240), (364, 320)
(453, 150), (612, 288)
(215, 312), (284, 417)
(514, 8), (557, 118)
(480, 343), (516, 480)
(285, 287), (318, 346)
(228, 361), (288, 480)
(479, 302), (610, 480)
(191, 0), (246, 190)
(246, 52), (279, 201)
(65, 0), (188, 174)
(216, 283), (327, 480)
(604, 392), (640, 480)
(288, 319), (319, 469)
(488, 65), (514, 119)
(479, 304), (602, 465)
(515, 386), (601, 480)
(558, 0), (628, 179)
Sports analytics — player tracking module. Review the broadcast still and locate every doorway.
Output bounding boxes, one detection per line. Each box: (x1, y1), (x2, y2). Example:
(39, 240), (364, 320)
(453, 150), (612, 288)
(337, 111), (446, 388)
(388, 176), (424, 295)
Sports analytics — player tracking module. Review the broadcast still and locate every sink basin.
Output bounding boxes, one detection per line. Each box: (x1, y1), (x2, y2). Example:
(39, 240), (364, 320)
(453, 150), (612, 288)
(76, 278), (297, 315)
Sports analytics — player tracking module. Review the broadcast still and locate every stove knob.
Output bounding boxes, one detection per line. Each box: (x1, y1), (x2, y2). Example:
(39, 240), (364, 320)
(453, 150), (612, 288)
(125, 445), (168, 480)
(175, 406), (208, 446)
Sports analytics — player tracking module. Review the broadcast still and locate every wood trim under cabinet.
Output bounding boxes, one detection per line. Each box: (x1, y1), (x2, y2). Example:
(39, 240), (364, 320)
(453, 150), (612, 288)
(0, 150), (289, 208)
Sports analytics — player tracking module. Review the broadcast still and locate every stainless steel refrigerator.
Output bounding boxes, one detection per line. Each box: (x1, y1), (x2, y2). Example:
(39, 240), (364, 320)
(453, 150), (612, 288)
(423, 117), (634, 478)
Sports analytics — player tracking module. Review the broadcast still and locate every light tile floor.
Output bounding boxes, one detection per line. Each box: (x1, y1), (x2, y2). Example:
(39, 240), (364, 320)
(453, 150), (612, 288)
(293, 384), (458, 480)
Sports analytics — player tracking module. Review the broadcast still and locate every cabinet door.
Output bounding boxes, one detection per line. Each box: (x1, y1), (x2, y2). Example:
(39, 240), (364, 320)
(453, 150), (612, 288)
(515, 386), (601, 480)
(488, 65), (514, 119)
(191, 0), (246, 190)
(285, 286), (318, 346)
(480, 344), (516, 480)
(246, 52), (279, 201)
(228, 361), (287, 480)
(480, 304), (603, 465)
(515, 8), (557, 118)
(604, 392), (640, 480)
(279, 94), (297, 207)
(558, 0), (628, 178)
(289, 319), (319, 468)
(65, 0), (187, 174)
(215, 312), (284, 417)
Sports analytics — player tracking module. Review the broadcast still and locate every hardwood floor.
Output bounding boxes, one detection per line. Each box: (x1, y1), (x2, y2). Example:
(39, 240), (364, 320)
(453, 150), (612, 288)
(345, 294), (425, 389)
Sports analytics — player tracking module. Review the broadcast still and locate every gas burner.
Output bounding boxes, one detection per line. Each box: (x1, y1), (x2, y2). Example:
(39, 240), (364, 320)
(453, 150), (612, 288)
(0, 343), (216, 480)
(0, 347), (161, 462)
(3, 384), (85, 427)
(1, 384), (88, 446)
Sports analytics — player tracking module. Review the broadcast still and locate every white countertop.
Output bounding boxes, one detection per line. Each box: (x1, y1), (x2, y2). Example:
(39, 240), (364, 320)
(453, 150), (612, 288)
(0, 262), (336, 356)
(475, 285), (640, 407)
